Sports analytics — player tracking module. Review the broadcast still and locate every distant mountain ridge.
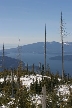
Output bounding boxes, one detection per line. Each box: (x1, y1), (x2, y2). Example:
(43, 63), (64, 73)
(0, 56), (39, 71)
(0, 41), (72, 54)
(0, 56), (23, 69)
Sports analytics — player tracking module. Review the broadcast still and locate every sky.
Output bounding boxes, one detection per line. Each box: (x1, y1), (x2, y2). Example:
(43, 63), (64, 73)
(0, 0), (72, 49)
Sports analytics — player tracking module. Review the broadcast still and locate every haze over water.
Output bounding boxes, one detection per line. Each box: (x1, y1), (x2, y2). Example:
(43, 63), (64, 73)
(6, 52), (72, 76)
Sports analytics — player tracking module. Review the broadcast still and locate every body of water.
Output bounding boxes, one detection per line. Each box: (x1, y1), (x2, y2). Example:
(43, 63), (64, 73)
(6, 53), (72, 76)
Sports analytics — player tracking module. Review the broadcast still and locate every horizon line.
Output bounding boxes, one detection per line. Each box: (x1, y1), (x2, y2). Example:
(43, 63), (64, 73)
(0, 40), (72, 45)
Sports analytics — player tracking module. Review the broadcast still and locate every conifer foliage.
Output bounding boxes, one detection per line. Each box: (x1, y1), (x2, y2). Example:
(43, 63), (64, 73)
(0, 69), (72, 108)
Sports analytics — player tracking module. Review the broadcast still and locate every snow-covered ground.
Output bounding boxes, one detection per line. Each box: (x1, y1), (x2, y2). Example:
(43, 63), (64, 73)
(0, 74), (51, 88)
(57, 85), (70, 96)
(0, 74), (72, 107)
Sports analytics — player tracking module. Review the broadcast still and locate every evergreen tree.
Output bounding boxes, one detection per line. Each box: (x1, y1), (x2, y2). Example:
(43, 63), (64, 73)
(41, 64), (44, 75)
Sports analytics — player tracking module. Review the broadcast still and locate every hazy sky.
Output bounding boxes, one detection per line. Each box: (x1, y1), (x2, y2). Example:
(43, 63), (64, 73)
(0, 0), (72, 49)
